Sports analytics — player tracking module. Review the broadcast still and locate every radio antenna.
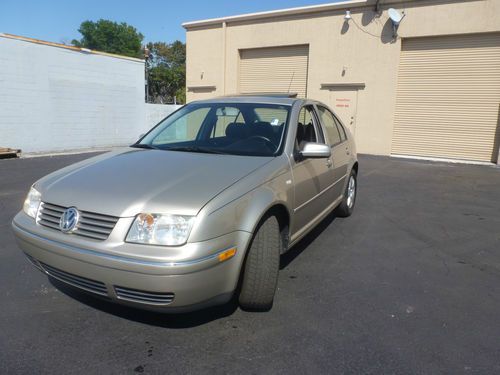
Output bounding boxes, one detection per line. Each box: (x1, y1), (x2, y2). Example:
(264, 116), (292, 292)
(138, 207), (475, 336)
(287, 71), (295, 93)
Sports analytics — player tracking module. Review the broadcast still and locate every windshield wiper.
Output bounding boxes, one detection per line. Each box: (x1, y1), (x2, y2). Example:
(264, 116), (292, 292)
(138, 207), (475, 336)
(130, 143), (158, 150)
(164, 146), (226, 154)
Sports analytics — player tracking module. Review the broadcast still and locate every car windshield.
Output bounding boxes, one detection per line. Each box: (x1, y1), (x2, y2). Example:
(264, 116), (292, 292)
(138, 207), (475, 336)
(136, 102), (291, 156)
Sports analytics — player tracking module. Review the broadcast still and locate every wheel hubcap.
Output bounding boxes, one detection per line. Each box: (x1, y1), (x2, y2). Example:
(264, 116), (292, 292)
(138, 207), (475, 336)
(346, 176), (356, 208)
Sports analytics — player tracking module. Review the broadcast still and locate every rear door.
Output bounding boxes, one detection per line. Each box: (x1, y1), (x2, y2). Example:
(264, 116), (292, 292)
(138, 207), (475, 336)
(316, 105), (350, 200)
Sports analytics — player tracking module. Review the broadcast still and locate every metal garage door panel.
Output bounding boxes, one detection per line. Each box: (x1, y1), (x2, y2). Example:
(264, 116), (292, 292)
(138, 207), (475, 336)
(239, 45), (309, 98)
(392, 33), (500, 162)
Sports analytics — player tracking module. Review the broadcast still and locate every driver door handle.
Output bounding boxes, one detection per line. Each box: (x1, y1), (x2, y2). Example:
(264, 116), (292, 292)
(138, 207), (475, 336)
(326, 159), (333, 168)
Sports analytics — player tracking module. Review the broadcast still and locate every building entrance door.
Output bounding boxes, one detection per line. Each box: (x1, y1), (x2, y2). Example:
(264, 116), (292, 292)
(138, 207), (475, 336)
(329, 89), (359, 137)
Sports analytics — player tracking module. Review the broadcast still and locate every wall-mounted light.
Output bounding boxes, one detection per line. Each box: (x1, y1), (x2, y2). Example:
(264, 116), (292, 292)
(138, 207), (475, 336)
(344, 10), (352, 22)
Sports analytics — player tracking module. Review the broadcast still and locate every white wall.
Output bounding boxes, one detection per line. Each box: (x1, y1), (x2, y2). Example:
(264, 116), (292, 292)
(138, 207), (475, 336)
(0, 35), (173, 154)
(145, 103), (181, 129)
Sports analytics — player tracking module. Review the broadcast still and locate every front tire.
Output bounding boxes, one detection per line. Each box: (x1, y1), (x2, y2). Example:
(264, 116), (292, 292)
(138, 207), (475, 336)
(239, 215), (281, 311)
(335, 169), (357, 217)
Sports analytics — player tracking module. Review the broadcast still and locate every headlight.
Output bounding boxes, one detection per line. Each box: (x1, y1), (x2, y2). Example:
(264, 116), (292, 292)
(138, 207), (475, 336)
(23, 186), (42, 219)
(126, 213), (195, 246)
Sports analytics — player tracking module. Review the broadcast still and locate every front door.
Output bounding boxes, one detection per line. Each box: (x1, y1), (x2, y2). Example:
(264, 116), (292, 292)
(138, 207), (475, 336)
(291, 105), (336, 239)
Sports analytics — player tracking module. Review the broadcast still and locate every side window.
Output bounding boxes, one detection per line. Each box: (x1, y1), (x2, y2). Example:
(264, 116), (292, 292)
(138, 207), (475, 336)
(296, 106), (320, 149)
(317, 106), (342, 146)
(152, 107), (209, 145)
(333, 115), (347, 142)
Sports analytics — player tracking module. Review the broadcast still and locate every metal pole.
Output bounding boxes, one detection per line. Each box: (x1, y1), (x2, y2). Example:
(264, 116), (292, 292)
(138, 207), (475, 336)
(144, 46), (150, 103)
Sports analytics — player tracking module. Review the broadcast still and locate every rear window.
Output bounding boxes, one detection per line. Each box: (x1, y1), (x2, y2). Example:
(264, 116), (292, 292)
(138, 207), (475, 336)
(254, 107), (289, 126)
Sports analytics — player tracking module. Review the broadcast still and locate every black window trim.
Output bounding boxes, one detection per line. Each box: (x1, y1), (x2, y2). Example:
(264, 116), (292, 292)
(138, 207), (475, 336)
(293, 104), (327, 163)
(310, 106), (326, 145)
(295, 104), (326, 147)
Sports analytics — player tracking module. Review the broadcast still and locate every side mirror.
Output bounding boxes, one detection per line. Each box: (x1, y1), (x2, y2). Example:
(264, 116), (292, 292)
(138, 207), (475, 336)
(299, 142), (331, 158)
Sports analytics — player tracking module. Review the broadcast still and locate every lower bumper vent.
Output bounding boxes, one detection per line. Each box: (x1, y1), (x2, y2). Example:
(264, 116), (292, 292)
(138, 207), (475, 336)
(114, 286), (174, 305)
(39, 262), (108, 296)
(24, 253), (43, 271)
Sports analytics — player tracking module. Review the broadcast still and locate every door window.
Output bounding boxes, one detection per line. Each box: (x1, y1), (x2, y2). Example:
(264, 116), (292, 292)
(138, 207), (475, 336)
(296, 106), (323, 150)
(317, 106), (342, 146)
(333, 115), (347, 142)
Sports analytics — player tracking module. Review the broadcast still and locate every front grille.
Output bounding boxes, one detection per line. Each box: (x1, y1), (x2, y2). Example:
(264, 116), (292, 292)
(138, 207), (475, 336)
(37, 202), (119, 241)
(40, 262), (108, 296)
(114, 286), (175, 305)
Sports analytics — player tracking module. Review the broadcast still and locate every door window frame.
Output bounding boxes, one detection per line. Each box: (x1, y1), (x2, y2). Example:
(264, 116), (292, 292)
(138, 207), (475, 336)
(293, 104), (327, 162)
(295, 105), (326, 146)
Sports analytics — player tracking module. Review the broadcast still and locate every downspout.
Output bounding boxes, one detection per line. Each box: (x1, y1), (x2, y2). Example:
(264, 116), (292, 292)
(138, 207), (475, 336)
(222, 21), (227, 95)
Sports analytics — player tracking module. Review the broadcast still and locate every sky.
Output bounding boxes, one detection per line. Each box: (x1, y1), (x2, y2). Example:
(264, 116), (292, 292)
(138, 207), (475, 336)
(1, 0), (340, 45)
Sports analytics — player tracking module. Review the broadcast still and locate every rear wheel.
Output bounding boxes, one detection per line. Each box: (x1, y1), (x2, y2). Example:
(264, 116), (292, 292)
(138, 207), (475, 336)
(239, 215), (281, 311)
(335, 169), (357, 217)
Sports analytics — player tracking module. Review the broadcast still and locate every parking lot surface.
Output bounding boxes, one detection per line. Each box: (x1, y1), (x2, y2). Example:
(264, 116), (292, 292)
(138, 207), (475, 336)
(1, 153), (499, 374)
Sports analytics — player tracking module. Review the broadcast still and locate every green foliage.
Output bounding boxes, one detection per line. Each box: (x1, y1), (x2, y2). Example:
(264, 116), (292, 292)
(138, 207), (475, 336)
(146, 41), (186, 104)
(72, 19), (144, 58)
(72, 19), (186, 104)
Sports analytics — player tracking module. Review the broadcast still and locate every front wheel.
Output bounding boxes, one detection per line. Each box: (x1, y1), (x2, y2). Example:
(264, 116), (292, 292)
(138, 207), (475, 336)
(238, 215), (281, 311)
(335, 169), (357, 217)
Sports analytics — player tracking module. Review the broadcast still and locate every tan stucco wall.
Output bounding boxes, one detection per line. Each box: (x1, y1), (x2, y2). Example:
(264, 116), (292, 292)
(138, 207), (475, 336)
(186, 25), (224, 100)
(185, 0), (500, 155)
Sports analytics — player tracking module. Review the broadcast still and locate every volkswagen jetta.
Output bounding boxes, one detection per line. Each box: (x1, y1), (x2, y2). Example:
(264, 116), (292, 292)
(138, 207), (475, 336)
(12, 95), (358, 312)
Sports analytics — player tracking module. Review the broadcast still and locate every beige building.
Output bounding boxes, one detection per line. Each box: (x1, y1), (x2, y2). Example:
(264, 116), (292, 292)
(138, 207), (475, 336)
(183, 0), (500, 163)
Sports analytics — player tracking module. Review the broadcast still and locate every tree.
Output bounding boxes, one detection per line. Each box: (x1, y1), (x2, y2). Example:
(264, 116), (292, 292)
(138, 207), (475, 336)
(72, 19), (144, 58)
(146, 41), (186, 104)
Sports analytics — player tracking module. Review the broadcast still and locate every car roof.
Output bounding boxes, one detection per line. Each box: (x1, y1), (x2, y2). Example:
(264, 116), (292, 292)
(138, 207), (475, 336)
(190, 94), (305, 106)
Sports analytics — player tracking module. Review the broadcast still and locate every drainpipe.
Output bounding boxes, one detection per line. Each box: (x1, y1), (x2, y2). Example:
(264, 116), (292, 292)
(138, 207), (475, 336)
(497, 104), (500, 165)
(222, 21), (227, 95)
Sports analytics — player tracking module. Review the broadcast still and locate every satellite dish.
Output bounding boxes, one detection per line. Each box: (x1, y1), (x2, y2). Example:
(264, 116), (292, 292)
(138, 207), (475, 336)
(388, 8), (404, 25)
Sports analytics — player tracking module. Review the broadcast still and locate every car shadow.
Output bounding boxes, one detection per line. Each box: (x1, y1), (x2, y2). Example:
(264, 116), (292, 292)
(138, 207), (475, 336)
(49, 277), (239, 329)
(48, 211), (337, 327)
(280, 211), (337, 270)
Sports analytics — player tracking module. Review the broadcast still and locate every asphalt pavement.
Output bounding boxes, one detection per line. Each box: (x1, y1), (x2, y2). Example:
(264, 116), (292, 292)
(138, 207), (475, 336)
(1, 152), (499, 374)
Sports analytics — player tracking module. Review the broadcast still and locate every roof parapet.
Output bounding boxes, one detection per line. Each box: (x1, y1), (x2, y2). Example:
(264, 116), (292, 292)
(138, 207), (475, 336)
(182, 0), (368, 29)
(0, 33), (144, 63)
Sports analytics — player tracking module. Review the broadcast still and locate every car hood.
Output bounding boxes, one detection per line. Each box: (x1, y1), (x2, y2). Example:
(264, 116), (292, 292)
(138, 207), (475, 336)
(37, 148), (273, 217)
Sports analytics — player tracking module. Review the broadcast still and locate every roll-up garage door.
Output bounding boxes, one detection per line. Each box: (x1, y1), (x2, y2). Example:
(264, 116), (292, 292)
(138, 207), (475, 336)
(392, 33), (500, 162)
(239, 45), (309, 98)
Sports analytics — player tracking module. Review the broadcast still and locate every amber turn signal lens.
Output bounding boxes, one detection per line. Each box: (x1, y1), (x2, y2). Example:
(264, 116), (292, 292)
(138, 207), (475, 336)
(138, 213), (155, 226)
(218, 247), (237, 262)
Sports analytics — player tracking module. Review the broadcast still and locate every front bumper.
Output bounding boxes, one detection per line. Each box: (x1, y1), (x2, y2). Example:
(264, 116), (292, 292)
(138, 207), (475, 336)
(12, 212), (251, 312)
